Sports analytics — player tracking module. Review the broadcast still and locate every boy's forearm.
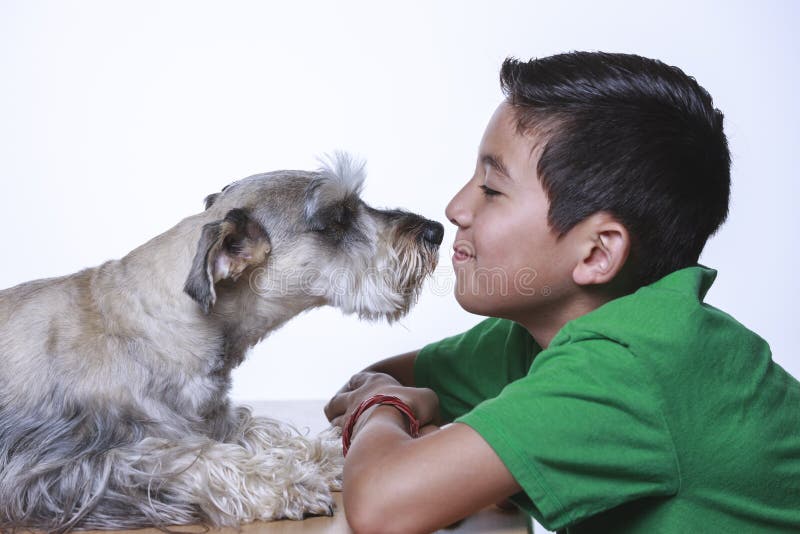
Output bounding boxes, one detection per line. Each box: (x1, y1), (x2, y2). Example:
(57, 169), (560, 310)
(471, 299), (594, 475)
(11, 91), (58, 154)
(343, 406), (421, 528)
(362, 350), (419, 386)
(348, 405), (413, 459)
(342, 409), (519, 534)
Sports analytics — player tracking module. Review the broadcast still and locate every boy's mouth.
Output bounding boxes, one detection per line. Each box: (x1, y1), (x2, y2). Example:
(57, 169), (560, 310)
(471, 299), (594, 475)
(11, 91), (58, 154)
(452, 246), (475, 263)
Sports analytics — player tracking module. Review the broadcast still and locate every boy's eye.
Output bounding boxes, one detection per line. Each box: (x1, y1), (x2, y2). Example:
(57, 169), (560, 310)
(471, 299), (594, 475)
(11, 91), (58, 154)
(480, 185), (501, 197)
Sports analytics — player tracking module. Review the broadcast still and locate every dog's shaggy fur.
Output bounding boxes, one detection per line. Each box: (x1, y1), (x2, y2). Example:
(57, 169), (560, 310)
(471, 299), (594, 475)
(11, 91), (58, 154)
(0, 153), (442, 531)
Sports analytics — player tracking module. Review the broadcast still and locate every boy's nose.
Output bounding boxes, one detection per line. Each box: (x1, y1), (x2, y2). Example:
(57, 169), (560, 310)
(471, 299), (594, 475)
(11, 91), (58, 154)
(445, 185), (472, 229)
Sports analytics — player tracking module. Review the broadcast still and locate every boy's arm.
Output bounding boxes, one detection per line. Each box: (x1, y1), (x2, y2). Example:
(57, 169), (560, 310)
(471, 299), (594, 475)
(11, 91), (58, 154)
(326, 372), (521, 532)
(343, 409), (521, 533)
(361, 349), (419, 387)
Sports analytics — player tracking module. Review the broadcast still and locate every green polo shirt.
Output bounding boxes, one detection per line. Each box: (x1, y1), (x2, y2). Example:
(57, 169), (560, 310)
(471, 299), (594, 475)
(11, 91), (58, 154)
(415, 266), (800, 533)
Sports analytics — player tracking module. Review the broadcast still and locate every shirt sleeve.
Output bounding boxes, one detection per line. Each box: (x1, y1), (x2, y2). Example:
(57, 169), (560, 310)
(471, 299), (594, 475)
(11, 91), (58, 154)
(457, 337), (680, 531)
(414, 318), (540, 422)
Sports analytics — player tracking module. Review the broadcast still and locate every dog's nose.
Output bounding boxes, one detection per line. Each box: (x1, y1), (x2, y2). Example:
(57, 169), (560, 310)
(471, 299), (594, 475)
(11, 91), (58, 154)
(421, 221), (444, 245)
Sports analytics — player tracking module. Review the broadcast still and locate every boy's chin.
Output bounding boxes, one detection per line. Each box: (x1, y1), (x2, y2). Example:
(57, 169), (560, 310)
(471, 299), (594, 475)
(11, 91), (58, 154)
(454, 291), (543, 325)
(455, 292), (509, 318)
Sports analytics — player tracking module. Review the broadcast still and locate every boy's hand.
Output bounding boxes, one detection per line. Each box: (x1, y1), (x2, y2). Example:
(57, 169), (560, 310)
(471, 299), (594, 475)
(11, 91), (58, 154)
(324, 372), (440, 429)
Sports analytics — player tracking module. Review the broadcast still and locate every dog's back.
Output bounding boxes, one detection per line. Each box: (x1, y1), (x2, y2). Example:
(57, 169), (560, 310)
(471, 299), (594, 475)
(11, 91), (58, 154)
(1, 271), (96, 406)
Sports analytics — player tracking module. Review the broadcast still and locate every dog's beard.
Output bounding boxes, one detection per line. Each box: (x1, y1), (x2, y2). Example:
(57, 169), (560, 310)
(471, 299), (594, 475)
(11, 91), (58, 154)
(326, 241), (438, 323)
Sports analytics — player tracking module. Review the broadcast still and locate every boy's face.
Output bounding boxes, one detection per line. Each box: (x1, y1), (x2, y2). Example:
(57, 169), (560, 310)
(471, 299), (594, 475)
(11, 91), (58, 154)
(445, 102), (582, 321)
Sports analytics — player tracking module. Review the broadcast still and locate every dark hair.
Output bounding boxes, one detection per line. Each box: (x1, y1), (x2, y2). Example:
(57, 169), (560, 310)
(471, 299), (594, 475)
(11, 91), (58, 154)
(500, 52), (731, 287)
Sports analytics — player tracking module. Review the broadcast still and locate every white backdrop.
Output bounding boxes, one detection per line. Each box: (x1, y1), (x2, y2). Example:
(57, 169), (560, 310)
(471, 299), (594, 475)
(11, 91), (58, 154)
(1, 1), (797, 403)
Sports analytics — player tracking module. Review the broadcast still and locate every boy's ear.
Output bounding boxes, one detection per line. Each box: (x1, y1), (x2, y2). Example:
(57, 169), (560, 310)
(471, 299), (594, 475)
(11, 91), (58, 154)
(184, 208), (271, 314)
(572, 213), (630, 287)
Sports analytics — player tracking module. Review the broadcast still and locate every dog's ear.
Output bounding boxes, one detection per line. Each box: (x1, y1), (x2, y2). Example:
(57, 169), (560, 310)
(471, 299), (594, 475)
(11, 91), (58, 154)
(203, 181), (236, 210)
(203, 192), (221, 210)
(184, 208), (271, 314)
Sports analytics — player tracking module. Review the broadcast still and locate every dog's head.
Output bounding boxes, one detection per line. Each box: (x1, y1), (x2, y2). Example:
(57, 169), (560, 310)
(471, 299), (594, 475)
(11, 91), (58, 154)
(185, 152), (443, 322)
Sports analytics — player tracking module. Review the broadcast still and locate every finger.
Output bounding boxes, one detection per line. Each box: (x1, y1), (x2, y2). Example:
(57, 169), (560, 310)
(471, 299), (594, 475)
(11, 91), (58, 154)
(323, 400), (336, 422)
(414, 387), (441, 427)
(326, 374), (368, 416)
(327, 372), (389, 420)
(324, 394), (348, 421)
(323, 393), (338, 421)
(324, 389), (356, 422)
(347, 372), (371, 390)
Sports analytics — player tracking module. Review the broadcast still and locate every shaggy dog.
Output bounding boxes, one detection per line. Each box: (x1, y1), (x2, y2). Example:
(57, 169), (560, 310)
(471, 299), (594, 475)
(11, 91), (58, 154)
(0, 153), (443, 531)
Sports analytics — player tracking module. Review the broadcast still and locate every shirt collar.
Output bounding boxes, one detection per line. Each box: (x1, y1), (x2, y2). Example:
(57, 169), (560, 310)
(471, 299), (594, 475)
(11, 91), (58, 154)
(547, 264), (718, 349)
(647, 263), (718, 301)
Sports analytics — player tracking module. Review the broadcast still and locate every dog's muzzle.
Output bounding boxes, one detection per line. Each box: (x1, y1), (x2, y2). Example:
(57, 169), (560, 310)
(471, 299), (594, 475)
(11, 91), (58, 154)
(420, 220), (444, 246)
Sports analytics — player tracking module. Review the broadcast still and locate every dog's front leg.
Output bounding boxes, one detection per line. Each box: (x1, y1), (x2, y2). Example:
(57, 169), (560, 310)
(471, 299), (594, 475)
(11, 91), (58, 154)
(115, 410), (343, 526)
(228, 405), (344, 493)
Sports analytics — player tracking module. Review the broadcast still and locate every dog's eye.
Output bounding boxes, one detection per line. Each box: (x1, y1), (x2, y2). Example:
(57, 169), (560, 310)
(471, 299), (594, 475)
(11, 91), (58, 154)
(334, 206), (353, 227)
(310, 204), (355, 241)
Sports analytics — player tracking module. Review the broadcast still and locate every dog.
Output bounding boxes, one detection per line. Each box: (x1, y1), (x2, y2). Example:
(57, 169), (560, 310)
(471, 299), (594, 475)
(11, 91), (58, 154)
(0, 153), (443, 531)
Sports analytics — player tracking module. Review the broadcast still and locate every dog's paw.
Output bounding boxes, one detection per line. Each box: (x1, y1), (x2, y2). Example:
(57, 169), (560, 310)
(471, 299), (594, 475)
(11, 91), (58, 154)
(281, 485), (336, 520)
(313, 428), (344, 492)
(327, 473), (343, 492)
(303, 491), (336, 518)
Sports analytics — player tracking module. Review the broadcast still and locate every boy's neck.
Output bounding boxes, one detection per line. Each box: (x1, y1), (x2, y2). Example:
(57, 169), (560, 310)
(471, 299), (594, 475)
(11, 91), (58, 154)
(519, 285), (630, 349)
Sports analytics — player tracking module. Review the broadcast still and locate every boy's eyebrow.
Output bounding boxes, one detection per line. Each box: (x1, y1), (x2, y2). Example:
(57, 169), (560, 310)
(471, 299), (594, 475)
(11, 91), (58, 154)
(480, 153), (513, 180)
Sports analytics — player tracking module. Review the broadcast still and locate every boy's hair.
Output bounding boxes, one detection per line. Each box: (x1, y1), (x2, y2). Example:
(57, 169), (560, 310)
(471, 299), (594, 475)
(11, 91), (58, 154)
(500, 52), (731, 287)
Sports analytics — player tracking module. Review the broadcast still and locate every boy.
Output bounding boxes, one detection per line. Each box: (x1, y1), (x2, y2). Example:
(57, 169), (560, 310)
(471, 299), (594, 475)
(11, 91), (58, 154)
(324, 52), (800, 533)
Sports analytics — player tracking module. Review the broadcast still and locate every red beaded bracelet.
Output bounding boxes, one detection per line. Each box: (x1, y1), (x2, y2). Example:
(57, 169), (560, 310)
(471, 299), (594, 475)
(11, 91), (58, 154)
(342, 394), (420, 457)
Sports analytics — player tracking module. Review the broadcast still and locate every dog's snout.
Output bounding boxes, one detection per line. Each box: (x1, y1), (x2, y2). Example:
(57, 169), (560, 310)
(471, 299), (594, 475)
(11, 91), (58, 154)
(421, 221), (444, 246)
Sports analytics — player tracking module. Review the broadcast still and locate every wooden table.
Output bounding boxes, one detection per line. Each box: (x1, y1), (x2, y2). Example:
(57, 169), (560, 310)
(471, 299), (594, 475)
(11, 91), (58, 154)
(86, 400), (532, 534)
